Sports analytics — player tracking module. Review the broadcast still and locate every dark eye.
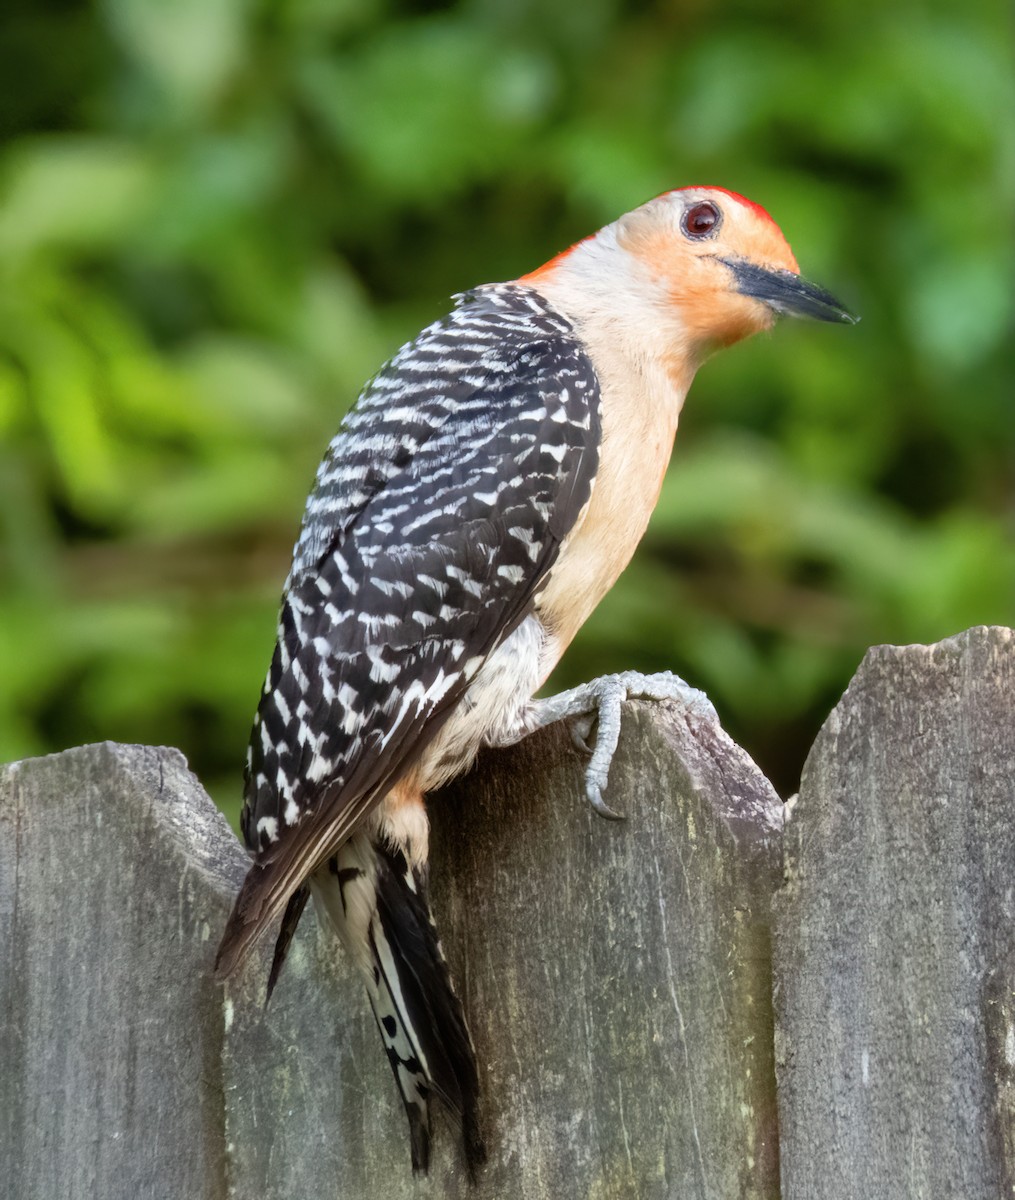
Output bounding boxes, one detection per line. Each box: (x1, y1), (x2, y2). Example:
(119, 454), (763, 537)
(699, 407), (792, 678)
(682, 201), (721, 239)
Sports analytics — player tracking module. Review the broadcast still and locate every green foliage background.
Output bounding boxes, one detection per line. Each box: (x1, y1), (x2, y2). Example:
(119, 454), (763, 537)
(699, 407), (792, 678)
(1, 0), (1012, 819)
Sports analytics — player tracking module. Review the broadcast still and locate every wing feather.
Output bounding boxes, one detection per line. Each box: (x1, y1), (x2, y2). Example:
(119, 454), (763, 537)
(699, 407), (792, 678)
(216, 284), (600, 977)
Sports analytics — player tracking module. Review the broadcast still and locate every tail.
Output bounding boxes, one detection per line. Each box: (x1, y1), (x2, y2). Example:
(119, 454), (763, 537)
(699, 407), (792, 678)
(311, 835), (485, 1176)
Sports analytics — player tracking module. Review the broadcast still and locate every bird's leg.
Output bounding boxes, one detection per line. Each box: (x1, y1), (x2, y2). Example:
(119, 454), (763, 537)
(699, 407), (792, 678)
(494, 671), (714, 820)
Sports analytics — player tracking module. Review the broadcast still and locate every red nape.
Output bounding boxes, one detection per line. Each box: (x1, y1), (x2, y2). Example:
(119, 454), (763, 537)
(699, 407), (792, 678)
(517, 234), (594, 283)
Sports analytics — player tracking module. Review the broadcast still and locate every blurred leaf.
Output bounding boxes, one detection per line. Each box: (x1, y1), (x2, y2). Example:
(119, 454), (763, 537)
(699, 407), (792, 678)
(0, 138), (156, 259)
(906, 252), (1013, 372)
(178, 336), (310, 434)
(297, 20), (555, 200)
(101, 0), (249, 118)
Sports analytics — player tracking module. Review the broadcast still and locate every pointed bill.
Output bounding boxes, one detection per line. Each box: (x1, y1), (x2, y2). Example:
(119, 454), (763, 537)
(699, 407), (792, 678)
(720, 257), (858, 324)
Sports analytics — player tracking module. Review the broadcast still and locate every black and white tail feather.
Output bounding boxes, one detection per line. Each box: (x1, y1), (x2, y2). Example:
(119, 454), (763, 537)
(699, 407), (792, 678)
(305, 833), (484, 1175)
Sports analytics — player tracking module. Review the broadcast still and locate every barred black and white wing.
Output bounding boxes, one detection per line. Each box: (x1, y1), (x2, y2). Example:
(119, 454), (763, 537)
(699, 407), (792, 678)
(215, 284), (601, 978)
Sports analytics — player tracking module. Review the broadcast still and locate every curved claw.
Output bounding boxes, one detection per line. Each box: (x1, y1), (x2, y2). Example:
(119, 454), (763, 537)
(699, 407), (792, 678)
(588, 785), (625, 821)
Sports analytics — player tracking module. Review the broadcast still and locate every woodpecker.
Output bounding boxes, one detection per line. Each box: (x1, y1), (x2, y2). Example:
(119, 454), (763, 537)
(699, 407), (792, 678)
(215, 186), (854, 1173)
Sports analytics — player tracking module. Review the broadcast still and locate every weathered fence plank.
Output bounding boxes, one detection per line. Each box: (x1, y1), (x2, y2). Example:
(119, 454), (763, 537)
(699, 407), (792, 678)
(0, 743), (243, 1200)
(433, 705), (784, 1199)
(773, 625), (1015, 1199)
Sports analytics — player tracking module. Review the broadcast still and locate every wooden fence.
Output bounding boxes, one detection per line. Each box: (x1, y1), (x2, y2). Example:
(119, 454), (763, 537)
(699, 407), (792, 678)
(2, 625), (1013, 1198)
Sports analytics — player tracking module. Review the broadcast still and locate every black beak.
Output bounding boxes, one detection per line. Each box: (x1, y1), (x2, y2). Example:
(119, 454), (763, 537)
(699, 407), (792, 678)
(720, 258), (858, 324)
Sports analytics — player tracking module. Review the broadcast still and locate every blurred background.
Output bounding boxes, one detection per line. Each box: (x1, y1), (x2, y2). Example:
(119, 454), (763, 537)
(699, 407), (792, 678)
(0, 0), (1012, 824)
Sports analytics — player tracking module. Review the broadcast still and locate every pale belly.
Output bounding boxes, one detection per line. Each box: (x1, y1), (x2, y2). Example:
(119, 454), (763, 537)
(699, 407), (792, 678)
(414, 615), (557, 792)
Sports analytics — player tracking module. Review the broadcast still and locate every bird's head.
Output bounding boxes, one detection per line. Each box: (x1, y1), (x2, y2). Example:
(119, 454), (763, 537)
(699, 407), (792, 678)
(620, 186), (855, 347)
(522, 186), (855, 370)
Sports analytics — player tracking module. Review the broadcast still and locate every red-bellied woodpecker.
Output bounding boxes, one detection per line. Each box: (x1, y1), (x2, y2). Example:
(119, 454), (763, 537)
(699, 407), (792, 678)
(215, 186), (855, 1174)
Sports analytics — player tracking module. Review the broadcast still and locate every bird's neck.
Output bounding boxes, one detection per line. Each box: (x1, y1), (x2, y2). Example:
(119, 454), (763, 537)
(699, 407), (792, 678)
(518, 225), (702, 401)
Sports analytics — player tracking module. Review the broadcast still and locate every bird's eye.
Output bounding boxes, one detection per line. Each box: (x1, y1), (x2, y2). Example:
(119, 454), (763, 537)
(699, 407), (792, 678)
(682, 201), (721, 239)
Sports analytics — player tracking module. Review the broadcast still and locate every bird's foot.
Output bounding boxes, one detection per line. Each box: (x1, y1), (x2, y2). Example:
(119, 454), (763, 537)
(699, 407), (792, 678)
(526, 672), (713, 820)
